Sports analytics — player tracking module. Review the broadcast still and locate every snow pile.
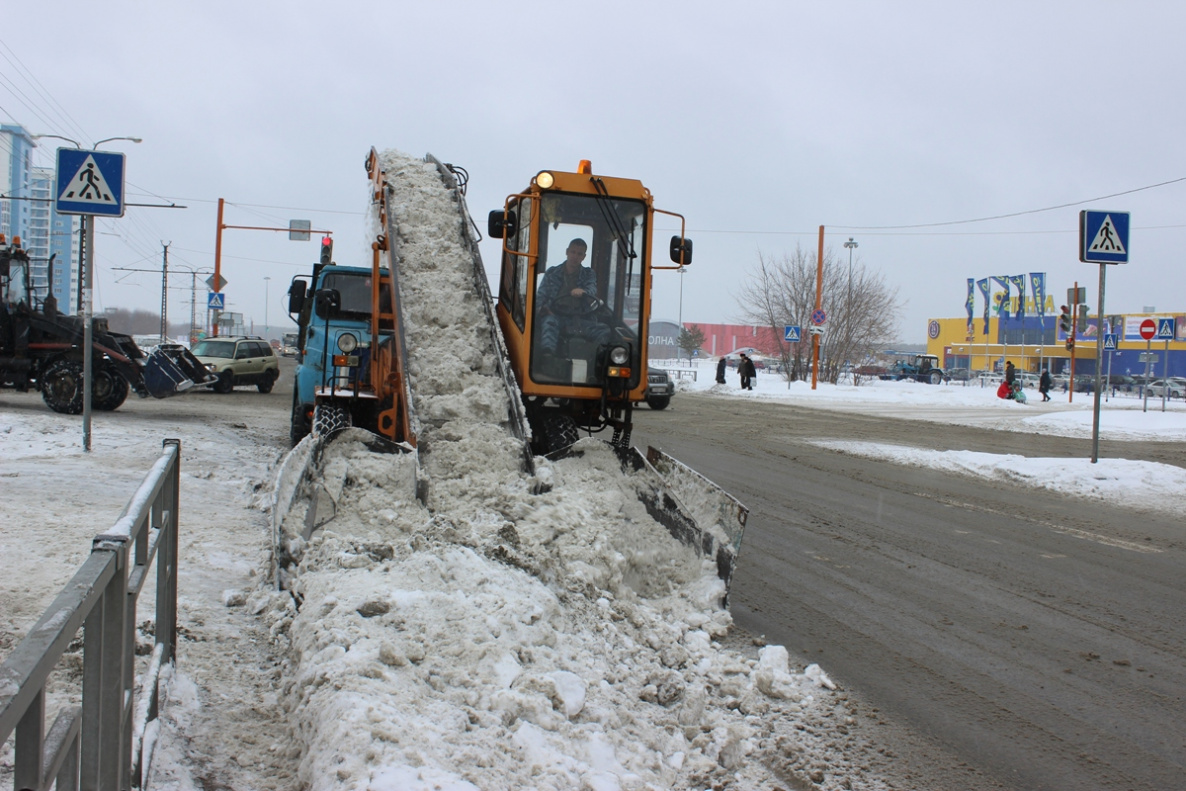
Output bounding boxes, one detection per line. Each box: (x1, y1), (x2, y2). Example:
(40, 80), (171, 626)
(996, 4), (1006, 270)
(270, 435), (834, 790)
(808, 440), (1186, 517)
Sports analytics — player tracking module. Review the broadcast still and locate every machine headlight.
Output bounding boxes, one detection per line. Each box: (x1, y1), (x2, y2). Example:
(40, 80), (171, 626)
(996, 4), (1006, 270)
(337, 333), (358, 353)
(536, 171), (555, 189)
(609, 346), (629, 365)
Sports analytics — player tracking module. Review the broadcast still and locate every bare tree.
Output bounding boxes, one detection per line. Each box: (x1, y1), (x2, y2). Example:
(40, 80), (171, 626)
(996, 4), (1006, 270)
(736, 245), (899, 384)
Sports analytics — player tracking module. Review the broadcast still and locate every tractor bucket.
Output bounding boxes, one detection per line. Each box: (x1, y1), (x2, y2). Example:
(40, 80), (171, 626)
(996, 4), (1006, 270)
(142, 345), (217, 398)
(628, 446), (748, 598)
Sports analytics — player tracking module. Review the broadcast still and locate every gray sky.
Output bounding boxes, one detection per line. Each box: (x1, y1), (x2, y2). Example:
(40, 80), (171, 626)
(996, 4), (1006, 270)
(5, 0), (1183, 342)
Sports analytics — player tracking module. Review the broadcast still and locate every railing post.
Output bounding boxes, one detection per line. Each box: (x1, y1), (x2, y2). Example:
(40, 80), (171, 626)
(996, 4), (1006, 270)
(13, 687), (46, 790)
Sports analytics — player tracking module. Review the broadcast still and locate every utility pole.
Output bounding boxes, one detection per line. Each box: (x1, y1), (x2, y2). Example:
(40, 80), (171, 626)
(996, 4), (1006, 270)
(190, 272), (198, 343)
(160, 242), (171, 339)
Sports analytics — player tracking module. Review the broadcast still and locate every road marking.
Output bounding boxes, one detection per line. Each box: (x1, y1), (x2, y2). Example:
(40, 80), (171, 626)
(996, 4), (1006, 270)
(922, 494), (1163, 554)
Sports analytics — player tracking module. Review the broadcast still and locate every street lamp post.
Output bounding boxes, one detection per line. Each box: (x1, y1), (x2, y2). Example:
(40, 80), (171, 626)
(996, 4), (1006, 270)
(264, 276), (271, 338)
(32, 133), (141, 452)
(844, 237), (858, 308)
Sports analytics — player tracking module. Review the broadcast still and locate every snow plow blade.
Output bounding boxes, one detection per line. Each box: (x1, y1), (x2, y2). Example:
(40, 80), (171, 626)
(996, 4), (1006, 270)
(628, 446), (748, 597)
(141, 345), (217, 397)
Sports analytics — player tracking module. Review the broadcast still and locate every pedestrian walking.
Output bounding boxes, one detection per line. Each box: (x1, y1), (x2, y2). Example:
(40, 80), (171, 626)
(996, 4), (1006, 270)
(1039, 369), (1052, 402)
(739, 354), (757, 391)
(716, 356), (727, 384)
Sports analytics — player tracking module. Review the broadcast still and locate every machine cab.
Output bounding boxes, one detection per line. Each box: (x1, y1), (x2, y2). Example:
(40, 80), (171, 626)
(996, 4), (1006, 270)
(490, 163), (691, 409)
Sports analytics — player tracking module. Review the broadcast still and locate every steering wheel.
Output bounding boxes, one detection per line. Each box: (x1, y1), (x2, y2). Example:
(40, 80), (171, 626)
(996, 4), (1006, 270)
(550, 294), (604, 317)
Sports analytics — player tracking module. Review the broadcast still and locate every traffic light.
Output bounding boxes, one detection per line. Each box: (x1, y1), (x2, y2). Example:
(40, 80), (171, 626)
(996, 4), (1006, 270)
(1078, 304), (1089, 325)
(1059, 305), (1072, 334)
(319, 236), (333, 266)
(1065, 336), (1075, 352)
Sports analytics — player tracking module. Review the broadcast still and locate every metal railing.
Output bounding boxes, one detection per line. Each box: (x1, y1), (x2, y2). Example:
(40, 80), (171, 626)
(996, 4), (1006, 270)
(0, 439), (181, 791)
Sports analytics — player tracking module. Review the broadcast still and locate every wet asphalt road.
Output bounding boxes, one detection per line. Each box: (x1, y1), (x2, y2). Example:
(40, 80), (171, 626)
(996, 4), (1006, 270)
(634, 392), (1186, 791)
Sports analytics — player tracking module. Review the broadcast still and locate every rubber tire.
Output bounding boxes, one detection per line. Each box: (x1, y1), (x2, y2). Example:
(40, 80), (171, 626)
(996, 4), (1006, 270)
(646, 396), (671, 410)
(213, 370), (234, 394)
(41, 358), (84, 414)
(93, 366), (130, 411)
(537, 412), (579, 457)
(290, 390), (311, 446)
(928, 370), (943, 385)
(312, 403), (351, 438)
(257, 368), (277, 393)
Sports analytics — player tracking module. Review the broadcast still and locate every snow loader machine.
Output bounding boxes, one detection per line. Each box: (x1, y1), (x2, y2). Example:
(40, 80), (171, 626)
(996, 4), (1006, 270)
(280, 150), (746, 594)
(0, 234), (215, 414)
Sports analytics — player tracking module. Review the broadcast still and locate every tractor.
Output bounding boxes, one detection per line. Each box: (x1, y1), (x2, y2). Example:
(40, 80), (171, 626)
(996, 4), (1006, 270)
(488, 160), (691, 455)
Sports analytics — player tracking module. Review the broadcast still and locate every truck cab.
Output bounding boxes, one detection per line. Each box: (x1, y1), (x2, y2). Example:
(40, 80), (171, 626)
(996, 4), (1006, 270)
(488, 161), (691, 454)
(287, 243), (396, 444)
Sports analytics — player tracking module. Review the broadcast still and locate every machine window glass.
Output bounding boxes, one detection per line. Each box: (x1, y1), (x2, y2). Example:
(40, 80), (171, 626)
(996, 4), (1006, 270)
(315, 272), (390, 321)
(191, 340), (235, 359)
(512, 198), (532, 330)
(3, 262), (29, 307)
(529, 193), (646, 384)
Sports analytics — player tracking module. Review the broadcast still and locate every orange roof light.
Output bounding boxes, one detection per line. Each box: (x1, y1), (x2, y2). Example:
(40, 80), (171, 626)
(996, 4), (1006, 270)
(577, 160), (592, 175)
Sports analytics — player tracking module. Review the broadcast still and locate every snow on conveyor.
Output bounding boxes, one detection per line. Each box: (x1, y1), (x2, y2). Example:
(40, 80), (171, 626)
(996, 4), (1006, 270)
(266, 152), (860, 791)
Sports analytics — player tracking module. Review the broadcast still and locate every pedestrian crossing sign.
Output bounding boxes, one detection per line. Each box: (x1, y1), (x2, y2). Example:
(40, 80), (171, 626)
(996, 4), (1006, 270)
(1157, 318), (1175, 339)
(55, 148), (126, 217)
(784, 325), (801, 343)
(207, 292), (225, 310)
(1079, 210), (1129, 264)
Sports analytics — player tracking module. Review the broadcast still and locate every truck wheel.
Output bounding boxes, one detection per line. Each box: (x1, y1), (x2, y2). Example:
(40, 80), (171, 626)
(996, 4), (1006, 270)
(41, 358), (85, 414)
(928, 370), (943, 385)
(213, 370), (234, 394)
(93, 366), (130, 410)
(312, 403), (351, 438)
(646, 396), (671, 410)
(290, 391), (311, 446)
(536, 412), (579, 457)
(257, 369), (277, 393)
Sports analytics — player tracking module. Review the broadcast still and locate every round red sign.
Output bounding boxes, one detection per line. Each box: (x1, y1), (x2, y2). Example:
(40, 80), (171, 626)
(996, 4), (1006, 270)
(1139, 319), (1157, 340)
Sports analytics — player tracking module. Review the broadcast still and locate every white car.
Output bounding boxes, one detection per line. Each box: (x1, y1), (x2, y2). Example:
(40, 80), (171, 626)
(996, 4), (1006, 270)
(1145, 379), (1185, 399)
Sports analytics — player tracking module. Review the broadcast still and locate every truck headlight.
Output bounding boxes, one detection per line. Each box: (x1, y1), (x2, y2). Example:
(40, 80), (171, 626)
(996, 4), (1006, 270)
(337, 333), (358, 353)
(609, 346), (629, 365)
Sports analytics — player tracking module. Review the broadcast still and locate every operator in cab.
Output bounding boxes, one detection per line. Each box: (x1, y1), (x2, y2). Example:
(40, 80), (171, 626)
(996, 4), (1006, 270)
(536, 238), (612, 363)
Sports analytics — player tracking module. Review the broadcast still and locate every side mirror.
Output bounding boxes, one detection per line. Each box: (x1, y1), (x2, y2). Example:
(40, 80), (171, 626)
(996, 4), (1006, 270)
(488, 210), (505, 239)
(488, 209), (518, 240)
(314, 288), (341, 316)
(669, 236), (693, 265)
(288, 280), (306, 313)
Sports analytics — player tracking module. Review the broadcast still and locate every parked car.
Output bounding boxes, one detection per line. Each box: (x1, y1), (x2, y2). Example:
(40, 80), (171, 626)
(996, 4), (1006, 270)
(190, 335), (280, 393)
(1018, 372), (1040, 389)
(1145, 378), (1186, 399)
(945, 368), (972, 381)
(645, 367), (674, 410)
(1106, 374), (1137, 391)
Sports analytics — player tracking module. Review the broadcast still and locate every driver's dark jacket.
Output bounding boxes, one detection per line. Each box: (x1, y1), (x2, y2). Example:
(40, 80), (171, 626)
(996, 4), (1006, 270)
(537, 264), (598, 310)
